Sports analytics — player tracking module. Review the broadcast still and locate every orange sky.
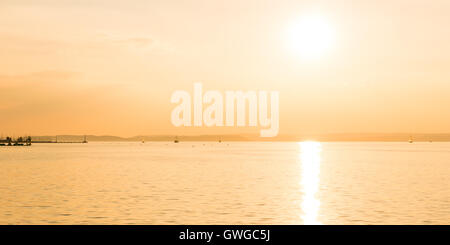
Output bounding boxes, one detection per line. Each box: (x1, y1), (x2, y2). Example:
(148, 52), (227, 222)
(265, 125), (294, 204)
(1, 0), (450, 137)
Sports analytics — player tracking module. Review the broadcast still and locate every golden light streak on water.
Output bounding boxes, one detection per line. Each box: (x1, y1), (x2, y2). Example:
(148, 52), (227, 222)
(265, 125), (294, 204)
(299, 141), (322, 225)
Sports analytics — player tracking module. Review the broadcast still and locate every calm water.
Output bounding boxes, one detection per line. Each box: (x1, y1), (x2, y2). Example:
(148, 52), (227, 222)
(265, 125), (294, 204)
(0, 142), (449, 224)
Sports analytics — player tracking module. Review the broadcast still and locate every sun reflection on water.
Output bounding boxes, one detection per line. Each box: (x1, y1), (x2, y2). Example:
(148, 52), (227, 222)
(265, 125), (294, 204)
(299, 141), (322, 225)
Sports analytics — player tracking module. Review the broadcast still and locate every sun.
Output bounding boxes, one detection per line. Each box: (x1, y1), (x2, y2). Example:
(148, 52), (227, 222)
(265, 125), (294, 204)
(286, 14), (336, 60)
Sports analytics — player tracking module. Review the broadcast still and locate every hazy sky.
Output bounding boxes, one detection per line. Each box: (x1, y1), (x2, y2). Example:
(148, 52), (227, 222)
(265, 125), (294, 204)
(1, 0), (450, 136)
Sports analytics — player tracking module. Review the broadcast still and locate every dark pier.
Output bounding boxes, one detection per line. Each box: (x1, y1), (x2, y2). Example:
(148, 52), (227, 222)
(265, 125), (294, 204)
(0, 136), (32, 146)
(0, 135), (88, 146)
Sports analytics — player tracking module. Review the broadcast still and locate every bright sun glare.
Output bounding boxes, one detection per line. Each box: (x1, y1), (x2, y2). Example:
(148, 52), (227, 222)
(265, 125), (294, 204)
(286, 14), (335, 60)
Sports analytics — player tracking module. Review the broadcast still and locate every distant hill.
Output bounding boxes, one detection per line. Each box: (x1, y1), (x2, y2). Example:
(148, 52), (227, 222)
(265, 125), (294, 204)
(32, 135), (127, 142)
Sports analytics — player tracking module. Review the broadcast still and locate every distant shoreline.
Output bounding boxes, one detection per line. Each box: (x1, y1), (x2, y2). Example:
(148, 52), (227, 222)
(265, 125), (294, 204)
(20, 133), (450, 142)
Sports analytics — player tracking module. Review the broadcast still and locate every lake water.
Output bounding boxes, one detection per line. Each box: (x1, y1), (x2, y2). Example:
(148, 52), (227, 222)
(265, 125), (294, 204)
(0, 142), (449, 224)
